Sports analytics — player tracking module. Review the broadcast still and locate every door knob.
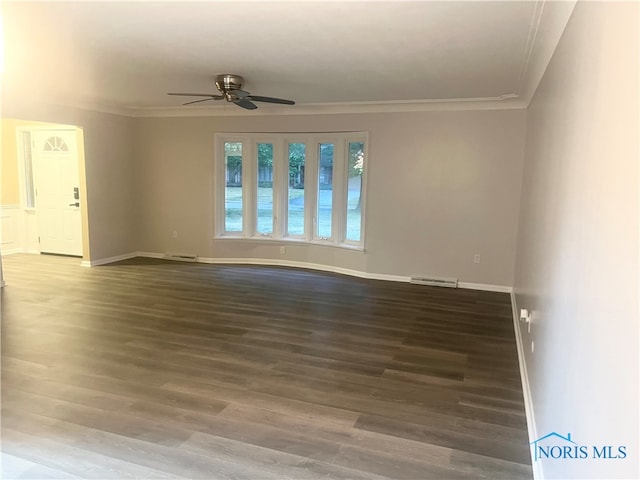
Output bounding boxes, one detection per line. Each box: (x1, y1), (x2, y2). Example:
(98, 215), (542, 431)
(69, 202), (80, 207)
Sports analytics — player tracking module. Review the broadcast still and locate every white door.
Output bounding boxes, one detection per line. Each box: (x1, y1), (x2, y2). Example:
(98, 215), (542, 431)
(32, 130), (83, 256)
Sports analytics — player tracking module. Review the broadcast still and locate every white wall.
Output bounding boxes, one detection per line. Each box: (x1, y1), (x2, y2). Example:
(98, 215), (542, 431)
(134, 109), (526, 286)
(513, 2), (639, 479)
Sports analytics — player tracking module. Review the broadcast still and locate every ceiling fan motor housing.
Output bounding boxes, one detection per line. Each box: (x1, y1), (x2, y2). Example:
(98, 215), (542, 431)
(215, 74), (244, 93)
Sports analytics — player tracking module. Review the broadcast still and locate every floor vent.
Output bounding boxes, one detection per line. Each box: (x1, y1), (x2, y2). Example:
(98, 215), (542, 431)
(164, 252), (198, 263)
(410, 276), (458, 288)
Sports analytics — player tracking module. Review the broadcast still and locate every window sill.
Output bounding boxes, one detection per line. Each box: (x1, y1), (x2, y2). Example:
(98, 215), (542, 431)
(213, 236), (365, 253)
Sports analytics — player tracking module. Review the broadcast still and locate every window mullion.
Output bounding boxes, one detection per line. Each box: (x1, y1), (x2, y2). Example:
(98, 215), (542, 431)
(306, 138), (319, 242)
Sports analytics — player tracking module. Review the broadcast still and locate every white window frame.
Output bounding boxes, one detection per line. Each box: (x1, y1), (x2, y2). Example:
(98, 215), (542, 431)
(214, 132), (367, 251)
(15, 127), (36, 210)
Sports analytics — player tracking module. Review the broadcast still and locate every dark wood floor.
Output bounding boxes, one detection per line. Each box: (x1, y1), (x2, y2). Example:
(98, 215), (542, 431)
(1, 254), (532, 479)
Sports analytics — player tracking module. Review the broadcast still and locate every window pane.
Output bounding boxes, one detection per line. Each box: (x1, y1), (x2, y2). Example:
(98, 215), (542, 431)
(256, 143), (274, 234)
(224, 142), (243, 232)
(317, 143), (333, 238)
(346, 141), (364, 242)
(287, 143), (305, 236)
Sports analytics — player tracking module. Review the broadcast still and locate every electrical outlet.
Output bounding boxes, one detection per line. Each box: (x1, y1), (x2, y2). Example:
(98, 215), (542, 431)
(172, 230), (178, 238)
(280, 246), (286, 255)
(473, 254), (481, 264)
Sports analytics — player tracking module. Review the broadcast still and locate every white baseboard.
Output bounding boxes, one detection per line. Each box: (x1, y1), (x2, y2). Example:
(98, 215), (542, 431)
(84, 251), (512, 294)
(458, 282), (512, 293)
(81, 251), (139, 267)
(510, 291), (542, 480)
(136, 251), (164, 259)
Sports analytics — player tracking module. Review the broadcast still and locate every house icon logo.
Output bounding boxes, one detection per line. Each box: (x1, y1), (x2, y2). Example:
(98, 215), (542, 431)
(530, 432), (577, 461)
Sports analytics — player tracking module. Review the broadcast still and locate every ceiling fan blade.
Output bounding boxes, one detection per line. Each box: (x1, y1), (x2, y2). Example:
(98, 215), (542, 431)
(182, 98), (219, 106)
(232, 90), (251, 99)
(233, 98), (258, 110)
(247, 95), (295, 105)
(167, 92), (223, 98)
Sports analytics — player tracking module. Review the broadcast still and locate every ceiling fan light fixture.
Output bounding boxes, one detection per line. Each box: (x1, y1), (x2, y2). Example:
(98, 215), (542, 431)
(215, 74), (245, 93)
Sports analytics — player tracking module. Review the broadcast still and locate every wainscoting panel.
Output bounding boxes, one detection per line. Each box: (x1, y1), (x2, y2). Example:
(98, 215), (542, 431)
(0, 206), (21, 255)
(0, 206), (39, 255)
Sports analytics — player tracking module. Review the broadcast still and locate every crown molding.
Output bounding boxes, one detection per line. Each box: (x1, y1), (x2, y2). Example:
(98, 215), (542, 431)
(517, 0), (577, 105)
(64, 100), (135, 118)
(1, 95), (137, 119)
(517, 0), (546, 96)
(128, 94), (526, 118)
(4, 93), (527, 120)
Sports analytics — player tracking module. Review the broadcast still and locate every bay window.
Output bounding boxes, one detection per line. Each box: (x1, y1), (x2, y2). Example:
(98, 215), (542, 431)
(215, 132), (367, 249)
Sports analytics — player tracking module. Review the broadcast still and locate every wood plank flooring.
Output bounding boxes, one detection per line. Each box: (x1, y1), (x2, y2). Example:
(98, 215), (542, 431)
(1, 254), (532, 479)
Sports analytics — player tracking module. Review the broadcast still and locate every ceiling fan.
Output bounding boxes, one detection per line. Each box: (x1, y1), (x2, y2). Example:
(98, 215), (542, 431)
(168, 74), (295, 110)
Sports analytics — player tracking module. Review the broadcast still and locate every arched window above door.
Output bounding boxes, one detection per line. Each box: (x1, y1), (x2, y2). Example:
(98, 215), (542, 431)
(43, 136), (69, 152)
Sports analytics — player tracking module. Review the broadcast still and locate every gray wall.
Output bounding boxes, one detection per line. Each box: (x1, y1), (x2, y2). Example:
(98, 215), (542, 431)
(513, 2), (639, 478)
(133, 109), (526, 286)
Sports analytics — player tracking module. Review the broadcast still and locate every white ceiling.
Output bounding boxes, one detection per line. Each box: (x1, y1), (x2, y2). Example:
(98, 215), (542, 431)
(2, 1), (575, 115)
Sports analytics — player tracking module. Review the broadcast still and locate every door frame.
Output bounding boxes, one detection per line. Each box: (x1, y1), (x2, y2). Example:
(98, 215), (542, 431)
(15, 124), (89, 261)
